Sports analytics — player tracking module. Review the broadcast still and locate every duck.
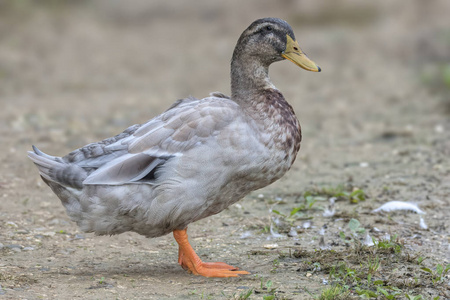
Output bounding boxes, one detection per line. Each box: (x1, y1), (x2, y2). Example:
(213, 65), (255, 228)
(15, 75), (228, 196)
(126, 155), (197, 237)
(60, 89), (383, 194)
(28, 17), (320, 278)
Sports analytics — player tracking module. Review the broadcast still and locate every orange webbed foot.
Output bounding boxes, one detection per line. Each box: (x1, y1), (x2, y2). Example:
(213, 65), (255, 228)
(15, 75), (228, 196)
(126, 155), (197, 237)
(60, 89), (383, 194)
(200, 262), (238, 270)
(173, 228), (250, 278)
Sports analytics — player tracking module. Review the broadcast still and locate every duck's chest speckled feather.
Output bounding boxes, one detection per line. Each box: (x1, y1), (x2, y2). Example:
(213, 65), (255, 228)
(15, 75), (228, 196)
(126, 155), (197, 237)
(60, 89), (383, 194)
(245, 89), (301, 175)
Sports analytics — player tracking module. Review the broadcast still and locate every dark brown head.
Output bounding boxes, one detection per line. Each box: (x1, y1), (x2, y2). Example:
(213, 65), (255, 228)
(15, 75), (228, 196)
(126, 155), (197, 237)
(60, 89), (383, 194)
(233, 18), (320, 72)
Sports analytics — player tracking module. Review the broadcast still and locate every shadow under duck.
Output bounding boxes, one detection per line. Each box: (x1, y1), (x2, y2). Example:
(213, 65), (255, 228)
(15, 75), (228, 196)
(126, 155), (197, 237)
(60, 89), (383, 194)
(28, 18), (320, 277)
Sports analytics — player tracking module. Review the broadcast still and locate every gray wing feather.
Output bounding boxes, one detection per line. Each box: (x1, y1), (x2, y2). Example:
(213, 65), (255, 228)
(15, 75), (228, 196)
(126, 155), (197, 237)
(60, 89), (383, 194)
(83, 153), (171, 185)
(28, 146), (87, 189)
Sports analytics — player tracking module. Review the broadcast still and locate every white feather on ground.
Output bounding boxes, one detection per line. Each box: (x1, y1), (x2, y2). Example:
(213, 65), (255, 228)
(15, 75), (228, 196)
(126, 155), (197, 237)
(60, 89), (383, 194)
(372, 201), (425, 214)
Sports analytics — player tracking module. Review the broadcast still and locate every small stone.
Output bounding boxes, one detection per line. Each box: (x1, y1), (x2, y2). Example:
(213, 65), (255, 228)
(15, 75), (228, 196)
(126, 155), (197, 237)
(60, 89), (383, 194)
(48, 219), (70, 226)
(6, 221), (18, 228)
(263, 243), (278, 249)
(288, 227), (298, 237)
(69, 234), (85, 241)
(435, 125), (444, 133)
(48, 219), (61, 225)
(58, 248), (75, 255)
(240, 231), (252, 239)
(42, 232), (56, 237)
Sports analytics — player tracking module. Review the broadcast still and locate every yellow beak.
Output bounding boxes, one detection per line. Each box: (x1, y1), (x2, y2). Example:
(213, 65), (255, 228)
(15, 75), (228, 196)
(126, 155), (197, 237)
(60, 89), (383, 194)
(281, 34), (321, 72)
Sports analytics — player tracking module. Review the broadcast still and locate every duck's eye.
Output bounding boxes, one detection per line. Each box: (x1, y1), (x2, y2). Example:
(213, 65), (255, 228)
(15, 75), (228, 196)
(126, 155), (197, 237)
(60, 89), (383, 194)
(265, 26), (273, 31)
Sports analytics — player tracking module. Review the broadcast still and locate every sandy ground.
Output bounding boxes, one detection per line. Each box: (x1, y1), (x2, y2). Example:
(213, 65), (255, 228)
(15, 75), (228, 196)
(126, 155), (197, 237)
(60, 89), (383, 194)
(1, 1), (449, 299)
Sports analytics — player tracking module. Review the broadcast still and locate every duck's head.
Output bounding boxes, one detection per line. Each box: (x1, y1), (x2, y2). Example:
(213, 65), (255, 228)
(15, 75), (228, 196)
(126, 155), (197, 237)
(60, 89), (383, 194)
(233, 18), (321, 72)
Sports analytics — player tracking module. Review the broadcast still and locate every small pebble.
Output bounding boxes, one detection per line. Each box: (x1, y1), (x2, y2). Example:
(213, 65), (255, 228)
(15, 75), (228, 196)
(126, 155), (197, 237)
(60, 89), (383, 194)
(58, 248), (75, 255)
(434, 125), (444, 133)
(240, 231), (252, 239)
(42, 232), (56, 237)
(288, 227), (298, 237)
(6, 221), (18, 228)
(69, 234), (86, 241)
(48, 219), (62, 225)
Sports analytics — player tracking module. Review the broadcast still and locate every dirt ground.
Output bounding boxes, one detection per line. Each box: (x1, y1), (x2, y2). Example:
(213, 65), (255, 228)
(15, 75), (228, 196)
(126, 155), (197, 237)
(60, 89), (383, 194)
(1, 1), (449, 299)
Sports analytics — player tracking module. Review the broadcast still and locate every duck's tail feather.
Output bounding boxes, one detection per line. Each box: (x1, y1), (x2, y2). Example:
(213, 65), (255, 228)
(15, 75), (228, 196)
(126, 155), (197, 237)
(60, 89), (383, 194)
(28, 146), (87, 189)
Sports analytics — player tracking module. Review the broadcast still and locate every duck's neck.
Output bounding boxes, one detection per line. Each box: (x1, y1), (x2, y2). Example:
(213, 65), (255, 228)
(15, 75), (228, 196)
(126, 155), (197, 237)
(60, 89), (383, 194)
(230, 52), (276, 102)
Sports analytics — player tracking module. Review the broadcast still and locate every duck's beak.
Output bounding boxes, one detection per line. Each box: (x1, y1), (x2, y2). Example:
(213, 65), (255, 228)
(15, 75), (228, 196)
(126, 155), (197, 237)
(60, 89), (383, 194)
(282, 35), (321, 72)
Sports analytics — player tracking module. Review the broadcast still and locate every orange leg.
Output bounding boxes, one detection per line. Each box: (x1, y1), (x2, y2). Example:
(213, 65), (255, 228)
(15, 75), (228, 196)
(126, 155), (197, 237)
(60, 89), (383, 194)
(173, 228), (250, 277)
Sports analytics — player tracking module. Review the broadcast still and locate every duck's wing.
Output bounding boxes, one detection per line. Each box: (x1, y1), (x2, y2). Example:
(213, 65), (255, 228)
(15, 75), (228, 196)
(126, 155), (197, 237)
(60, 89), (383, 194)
(62, 124), (141, 169)
(82, 97), (240, 186)
(61, 96), (200, 170)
